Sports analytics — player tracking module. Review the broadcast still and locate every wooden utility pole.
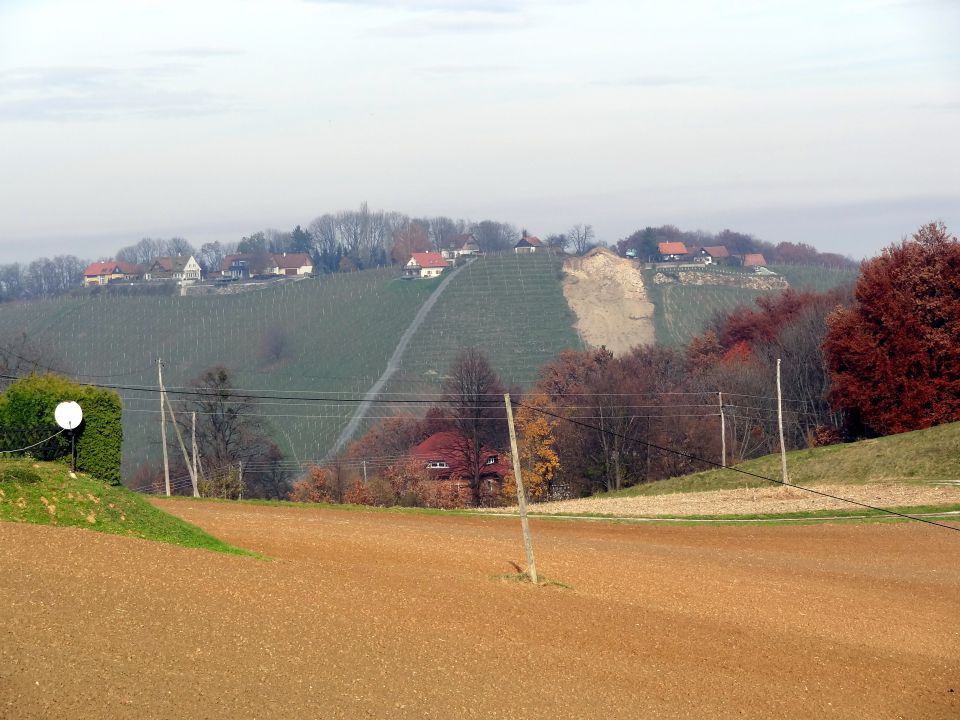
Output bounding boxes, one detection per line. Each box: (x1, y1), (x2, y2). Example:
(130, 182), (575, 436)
(191, 412), (198, 494)
(162, 393), (198, 497)
(718, 391), (726, 468)
(504, 393), (538, 584)
(776, 358), (789, 485)
(158, 357), (170, 496)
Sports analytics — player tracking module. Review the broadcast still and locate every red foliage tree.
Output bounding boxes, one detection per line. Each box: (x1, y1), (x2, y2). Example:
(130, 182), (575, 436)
(288, 465), (333, 503)
(824, 222), (960, 435)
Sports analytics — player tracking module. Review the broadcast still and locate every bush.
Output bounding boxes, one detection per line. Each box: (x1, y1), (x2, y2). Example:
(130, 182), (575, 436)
(0, 466), (41, 484)
(0, 374), (123, 484)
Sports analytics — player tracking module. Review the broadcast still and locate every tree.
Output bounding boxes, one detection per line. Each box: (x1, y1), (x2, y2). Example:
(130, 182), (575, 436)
(824, 222), (960, 436)
(441, 348), (506, 505)
(471, 220), (519, 253)
(505, 393), (560, 501)
(545, 233), (569, 252)
(181, 366), (285, 498)
(568, 224), (595, 255)
(390, 220), (431, 265)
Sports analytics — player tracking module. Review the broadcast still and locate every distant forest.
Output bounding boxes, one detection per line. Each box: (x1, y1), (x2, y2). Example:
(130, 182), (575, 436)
(0, 203), (855, 303)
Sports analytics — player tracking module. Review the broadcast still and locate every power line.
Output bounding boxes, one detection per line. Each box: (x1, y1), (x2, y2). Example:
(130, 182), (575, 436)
(514, 399), (960, 535)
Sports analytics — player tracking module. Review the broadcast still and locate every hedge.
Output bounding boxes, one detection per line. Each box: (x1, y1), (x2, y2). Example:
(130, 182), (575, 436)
(0, 374), (123, 484)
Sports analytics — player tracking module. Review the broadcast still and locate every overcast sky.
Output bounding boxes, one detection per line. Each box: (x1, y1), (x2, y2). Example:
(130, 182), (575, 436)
(0, 0), (957, 262)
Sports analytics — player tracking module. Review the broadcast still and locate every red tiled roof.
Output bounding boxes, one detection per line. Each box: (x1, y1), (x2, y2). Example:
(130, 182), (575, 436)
(700, 245), (730, 258)
(84, 260), (140, 276)
(409, 252), (448, 269)
(409, 432), (511, 479)
(658, 241), (688, 255)
(742, 253), (767, 267)
(272, 252), (312, 270)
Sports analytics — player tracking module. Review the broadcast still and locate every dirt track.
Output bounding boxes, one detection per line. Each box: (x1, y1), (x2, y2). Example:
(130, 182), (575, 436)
(2, 502), (958, 719)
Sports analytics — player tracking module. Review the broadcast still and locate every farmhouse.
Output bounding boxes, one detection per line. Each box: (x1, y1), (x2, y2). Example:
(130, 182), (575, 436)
(409, 431), (511, 503)
(514, 236), (544, 254)
(658, 242), (689, 262)
(267, 252), (313, 276)
(741, 253), (767, 268)
(82, 260), (142, 286)
(402, 252), (448, 279)
(694, 245), (730, 265)
(441, 233), (481, 261)
(145, 255), (201, 282)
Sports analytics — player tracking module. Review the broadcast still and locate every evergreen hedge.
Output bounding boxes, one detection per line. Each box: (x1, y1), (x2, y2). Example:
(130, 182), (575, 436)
(0, 374), (123, 484)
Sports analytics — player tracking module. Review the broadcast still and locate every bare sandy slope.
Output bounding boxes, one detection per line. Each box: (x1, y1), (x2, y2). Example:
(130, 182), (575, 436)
(562, 248), (654, 354)
(495, 482), (960, 518)
(2, 502), (958, 719)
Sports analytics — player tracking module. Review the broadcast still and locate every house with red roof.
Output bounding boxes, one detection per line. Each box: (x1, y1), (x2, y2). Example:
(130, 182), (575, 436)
(658, 241), (689, 262)
(402, 252), (448, 279)
(695, 245), (730, 265)
(514, 236), (543, 254)
(408, 431), (512, 503)
(82, 260), (142, 286)
(740, 253), (767, 268)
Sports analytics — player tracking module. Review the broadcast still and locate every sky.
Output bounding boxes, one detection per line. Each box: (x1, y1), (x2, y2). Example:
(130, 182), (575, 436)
(0, 0), (958, 263)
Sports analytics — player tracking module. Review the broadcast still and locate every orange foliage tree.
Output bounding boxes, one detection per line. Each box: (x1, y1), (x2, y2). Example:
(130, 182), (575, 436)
(502, 393), (560, 502)
(288, 465), (333, 503)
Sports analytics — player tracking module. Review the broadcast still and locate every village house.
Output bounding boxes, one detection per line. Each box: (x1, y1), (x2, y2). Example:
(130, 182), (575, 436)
(514, 236), (544, 254)
(441, 233), (481, 261)
(82, 260), (142, 286)
(694, 245), (730, 265)
(266, 252), (313, 277)
(657, 241), (689, 262)
(144, 255), (202, 282)
(408, 431), (512, 503)
(402, 252), (448, 279)
(740, 253), (768, 269)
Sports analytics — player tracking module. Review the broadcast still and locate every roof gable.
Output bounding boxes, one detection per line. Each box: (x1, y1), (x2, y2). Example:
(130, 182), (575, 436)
(700, 245), (730, 258)
(742, 253), (767, 266)
(271, 252), (313, 269)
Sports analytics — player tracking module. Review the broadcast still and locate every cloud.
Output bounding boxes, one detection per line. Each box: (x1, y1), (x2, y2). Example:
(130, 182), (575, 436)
(0, 65), (239, 122)
(304, 0), (524, 11)
(378, 10), (537, 35)
(419, 63), (517, 75)
(593, 74), (709, 88)
(144, 47), (245, 59)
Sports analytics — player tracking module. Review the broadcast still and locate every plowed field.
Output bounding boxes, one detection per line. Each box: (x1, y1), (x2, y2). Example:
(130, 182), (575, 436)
(2, 501), (958, 719)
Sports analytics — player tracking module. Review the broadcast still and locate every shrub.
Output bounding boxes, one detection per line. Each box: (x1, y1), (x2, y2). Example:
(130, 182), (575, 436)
(0, 466), (41, 484)
(0, 374), (123, 484)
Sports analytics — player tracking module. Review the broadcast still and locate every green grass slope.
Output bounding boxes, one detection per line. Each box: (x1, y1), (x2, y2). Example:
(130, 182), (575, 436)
(645, 264), (856, 346)
(383, 252), (583, 397)
(0, 459), (250, 554)
(0, 271), (437, 476)
(606, 421), (960, 498)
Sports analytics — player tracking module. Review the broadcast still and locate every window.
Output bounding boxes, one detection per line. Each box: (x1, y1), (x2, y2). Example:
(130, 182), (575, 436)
(484, 455), (497, 466)
(426, 461), (449, 469)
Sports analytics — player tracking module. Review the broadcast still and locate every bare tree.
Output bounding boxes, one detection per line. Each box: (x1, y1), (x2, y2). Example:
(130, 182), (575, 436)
(568, 224), (595, 255)
(441, 348), (506, 505)
(471, 220), (519, 253)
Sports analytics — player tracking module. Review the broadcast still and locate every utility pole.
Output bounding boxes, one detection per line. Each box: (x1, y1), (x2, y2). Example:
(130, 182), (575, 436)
(237, 461), (243, 500)
(191, 412), (198, 495)
(718, 391), (726, 468)
(504, 393), (538, 584)
(163, 393), (198, 497)
(776, 358), (789, 485)
(362, 459), (368, 484)
(158, 357), (170, 496)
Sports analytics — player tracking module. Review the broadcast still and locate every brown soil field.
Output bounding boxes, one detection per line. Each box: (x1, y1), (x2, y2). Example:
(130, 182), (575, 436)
(2, 501), (958, 719)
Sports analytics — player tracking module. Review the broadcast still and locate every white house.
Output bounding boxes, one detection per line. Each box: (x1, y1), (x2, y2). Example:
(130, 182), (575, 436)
(145, 255), (202, 282)
(402, 252), (448, 279)
(267, 252), (313, 276)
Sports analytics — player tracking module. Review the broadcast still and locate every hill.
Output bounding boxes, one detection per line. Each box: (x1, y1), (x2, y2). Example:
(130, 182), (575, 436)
(504, 421), (960, 518)
(0, 458), (248, 554)
(0, 256), (581, 480)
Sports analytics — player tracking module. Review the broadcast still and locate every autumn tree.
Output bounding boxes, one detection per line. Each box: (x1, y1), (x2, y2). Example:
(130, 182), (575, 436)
(503, 393), (560, 501)
(824, 222), (960, 436)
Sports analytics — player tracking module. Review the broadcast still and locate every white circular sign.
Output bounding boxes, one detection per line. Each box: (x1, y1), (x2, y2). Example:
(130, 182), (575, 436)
(55, 401), (83, 430)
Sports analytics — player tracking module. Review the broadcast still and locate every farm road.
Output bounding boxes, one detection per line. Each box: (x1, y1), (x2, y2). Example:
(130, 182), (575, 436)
(2, 503), (959, 719)
(328, 261), (468, 456)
